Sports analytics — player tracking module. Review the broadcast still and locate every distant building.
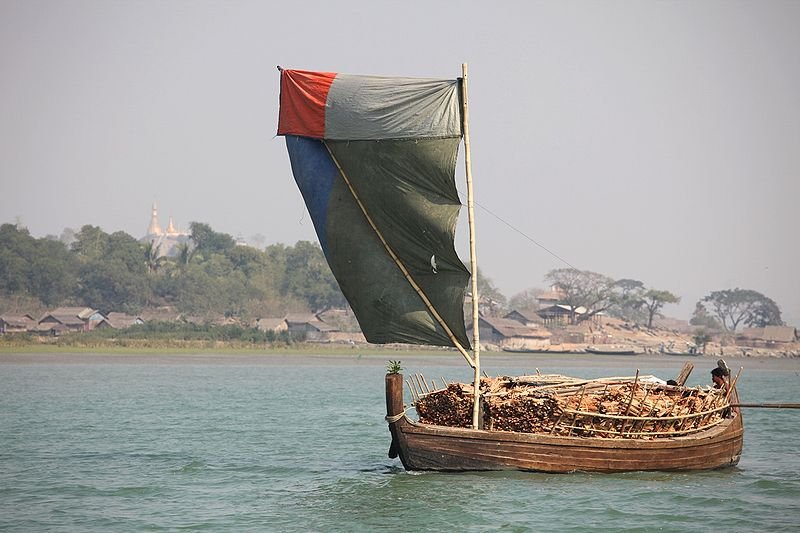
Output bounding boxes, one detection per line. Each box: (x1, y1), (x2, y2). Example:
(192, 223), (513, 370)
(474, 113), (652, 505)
(468, 316), (552, 349)
(536, 287), (565, 307)
(737, 326), (798, 348)
(35, 307), (107, 334)
(254, 318), (289, 333)
(537, 304), (588, 326)
(139, 307), (183, 323)
(504, 309), (543, 327)
(141, 202), (191, 258)
(0, 313), (35, 334)
(285, 313), (339, 341)
(106, 312), (145, 329)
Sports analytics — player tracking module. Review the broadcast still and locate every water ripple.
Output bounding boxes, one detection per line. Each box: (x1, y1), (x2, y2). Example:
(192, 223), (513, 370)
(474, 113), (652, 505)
(2, 357), (799, 532)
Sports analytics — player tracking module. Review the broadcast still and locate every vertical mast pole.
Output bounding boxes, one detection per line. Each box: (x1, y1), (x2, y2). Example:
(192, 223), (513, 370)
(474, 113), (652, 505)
(461, 63), (482, 430)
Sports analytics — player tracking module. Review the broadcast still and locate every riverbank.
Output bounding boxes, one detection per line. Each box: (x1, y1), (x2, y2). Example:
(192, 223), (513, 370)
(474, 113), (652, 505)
(2, 348), (799, 371)
(3, 314), (796, 357)
(0, 341), (458, 357)
(570, 317), (800, 358)
(1, 334), (798, 358)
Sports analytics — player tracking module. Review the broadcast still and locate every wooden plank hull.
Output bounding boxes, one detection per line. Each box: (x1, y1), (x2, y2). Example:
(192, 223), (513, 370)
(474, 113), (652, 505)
(585, 347), (639, 355)
(501, 347), (574, 354)
(386, 374), (743, 473)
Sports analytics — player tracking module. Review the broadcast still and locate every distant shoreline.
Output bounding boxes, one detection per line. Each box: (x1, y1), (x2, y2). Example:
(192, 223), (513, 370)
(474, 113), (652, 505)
(0, 343), (453, 357)
(1, 340), (796, 358)
(2, 348), (798, 373)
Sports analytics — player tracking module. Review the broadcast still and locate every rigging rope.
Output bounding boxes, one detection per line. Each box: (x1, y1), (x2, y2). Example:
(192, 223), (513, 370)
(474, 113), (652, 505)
(473, 199), (579, 271)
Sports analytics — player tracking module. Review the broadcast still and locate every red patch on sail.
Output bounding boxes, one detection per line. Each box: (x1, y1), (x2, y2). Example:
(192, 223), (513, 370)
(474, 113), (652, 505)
(278, 69), (336, 138)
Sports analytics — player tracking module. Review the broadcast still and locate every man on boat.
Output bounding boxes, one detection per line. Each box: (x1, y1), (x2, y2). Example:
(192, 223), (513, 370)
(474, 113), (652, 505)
(711, 360), (731, 392)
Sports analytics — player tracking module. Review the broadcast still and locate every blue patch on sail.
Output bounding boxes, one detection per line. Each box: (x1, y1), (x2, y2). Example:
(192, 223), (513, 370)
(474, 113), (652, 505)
(285, 135), (337, 254)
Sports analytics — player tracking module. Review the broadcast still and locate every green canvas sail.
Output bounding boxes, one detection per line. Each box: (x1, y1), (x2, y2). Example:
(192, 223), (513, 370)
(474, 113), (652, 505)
(278, 69), (471, 348)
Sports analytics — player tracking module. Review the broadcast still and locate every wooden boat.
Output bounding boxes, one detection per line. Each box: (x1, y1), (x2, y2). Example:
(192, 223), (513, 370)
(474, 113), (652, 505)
(278, 64), (744, 473)
(386, 373), (743, 473)
(586, 345), (641, 355)
(659, 343), (701, 356)
(501, 346), (575, 354)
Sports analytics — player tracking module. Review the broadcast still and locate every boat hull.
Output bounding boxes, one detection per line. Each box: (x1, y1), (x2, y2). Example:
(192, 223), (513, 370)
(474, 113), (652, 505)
(501, 347), (574, 354)
(386, 374), (743, 473)
(585, 348), (639, 355)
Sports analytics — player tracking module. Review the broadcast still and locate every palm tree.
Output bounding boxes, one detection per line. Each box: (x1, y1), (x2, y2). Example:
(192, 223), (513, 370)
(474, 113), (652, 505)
(144, 240), (166, 274)
(175, 241), (196, 267)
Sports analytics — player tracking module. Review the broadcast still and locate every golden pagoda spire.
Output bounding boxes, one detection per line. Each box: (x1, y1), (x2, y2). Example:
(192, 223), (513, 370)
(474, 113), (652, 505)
(147, 202), (163, 235)
(166, 216), (178, 235)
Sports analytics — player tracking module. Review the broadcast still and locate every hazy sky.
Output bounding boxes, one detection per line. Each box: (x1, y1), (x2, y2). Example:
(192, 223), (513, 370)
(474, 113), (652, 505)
(1, 1), (798, 325)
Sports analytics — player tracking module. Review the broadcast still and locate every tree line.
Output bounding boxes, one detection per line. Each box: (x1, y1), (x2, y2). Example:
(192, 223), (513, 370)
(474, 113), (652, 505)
(493, 268), (783, 332)
(0, 222), (345, 318)
(0, 222), (785, 332)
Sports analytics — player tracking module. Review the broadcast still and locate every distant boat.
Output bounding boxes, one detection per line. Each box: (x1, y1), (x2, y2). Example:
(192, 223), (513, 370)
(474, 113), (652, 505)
(585, 345), (641, 355)
(501, 346), (575, 354)
(662, 350), (702, 357)
(660, 344), (701, 356)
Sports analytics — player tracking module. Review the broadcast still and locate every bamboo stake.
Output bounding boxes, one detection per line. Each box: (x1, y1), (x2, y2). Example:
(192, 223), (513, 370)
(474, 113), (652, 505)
(619, 376), (639, 436)
(659, 390), (681, 433)
(674, 389), (698, 433)
(623, 370), (640, 417)
(550, 407), (567, 435)
(420, 373), (431, 394)
(630, 384), (652, 435)
(559, 403), (730, 422)
(567, 386), (587, 437)
(413, 374), (426, 397)
(733, 403), (800, 409)
(559, 418), (725, 438)
(694, 390), (714, 429)
(641, 388), (662, 434)
(619, 370), (640, 436)
(406, 379), (418, 402)
(322, 142), (475, 370)
(462, 62), (482, 430)
(724, 367), (743, 403)
(676, 362), (694, 386)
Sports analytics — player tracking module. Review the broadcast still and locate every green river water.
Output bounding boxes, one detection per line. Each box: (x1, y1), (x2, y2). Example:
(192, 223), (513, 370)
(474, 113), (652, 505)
(1, 352), (798, 532)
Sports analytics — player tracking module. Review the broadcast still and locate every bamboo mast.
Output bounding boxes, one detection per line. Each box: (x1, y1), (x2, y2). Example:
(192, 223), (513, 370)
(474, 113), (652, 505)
(461, 63), (482, 430)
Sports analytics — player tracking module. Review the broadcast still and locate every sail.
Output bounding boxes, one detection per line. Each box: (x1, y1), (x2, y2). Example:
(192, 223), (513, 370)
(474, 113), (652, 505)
(278, 69), (471, 348)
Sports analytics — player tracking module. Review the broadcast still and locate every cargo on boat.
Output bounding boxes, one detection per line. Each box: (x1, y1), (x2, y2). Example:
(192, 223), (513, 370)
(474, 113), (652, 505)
(387, 371), (743, 473)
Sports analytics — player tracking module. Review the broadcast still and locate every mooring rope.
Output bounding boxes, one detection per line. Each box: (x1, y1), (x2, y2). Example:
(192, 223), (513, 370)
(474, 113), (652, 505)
(385, 409), (411, 424)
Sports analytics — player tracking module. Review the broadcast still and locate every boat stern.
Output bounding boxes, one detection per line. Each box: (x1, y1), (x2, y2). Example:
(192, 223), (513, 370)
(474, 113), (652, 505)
(385, 372), (409, 466)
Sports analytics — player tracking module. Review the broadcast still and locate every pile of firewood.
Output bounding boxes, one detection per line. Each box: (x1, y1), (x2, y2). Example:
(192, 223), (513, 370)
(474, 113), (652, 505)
(414, 383), (476, 428)
(485, 393), (559, 433)
(413, 375), (730, 439)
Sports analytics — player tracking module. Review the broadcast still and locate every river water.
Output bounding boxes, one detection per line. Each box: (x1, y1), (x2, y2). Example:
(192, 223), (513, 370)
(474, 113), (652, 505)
(1, 352), (798, 532)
